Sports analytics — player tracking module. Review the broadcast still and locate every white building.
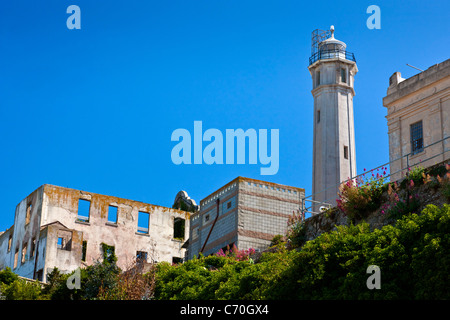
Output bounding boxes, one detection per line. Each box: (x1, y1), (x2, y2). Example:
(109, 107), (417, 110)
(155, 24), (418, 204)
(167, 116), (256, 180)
(383, 59), (450, 181)
(308, 26), (358, 210)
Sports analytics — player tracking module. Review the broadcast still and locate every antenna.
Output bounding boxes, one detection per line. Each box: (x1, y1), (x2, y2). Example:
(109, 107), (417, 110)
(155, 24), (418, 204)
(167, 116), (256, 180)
(406, 64), (424, 72)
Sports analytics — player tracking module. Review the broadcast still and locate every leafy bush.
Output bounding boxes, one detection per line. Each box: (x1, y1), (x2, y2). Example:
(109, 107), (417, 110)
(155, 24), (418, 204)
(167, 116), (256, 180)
(405, 165), (425, 186)
(0, 278), (43, 300)
(270, 235), (284, 247)
(286, 210), (306, 248)
(154, 204), (450, 300)
(337, 168), (387, 221)
(269, 204), (450, 299)
(0, 267), (18, 286)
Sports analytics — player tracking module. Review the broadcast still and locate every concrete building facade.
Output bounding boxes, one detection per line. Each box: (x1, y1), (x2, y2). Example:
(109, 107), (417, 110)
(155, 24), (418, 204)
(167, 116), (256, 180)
(0, 184), (190, 282)
(308, 26), (358, 210)
(383, 59), (450, 181)
(187, 177), (305, 259)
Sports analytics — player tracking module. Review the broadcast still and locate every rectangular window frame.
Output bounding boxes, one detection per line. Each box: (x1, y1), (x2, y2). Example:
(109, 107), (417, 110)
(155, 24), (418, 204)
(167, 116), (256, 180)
(77, 199), (91, 223)
(26, 203), (32, 225)
(107, 205), (118, 225)
(81, 241), (87, 262)
(341, 68), (347, 83)
(137, 211), (150, 234)
(410, 121), (424, 155)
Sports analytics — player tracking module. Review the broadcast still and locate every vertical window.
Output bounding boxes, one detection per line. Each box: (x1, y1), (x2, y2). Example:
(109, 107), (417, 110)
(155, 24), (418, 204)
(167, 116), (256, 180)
(173, 218), (185, 240)
(341, 68), (347, 83)
(101, 243), (115, 263)
(81, 241), (87, 262)
(30, 238), (36, 258)
(316, 71), (320, 86)
(317, 110), (321, 123)
(204, 214), (210, 223)
(227, 201), (232, 209)
(14, 248), (19, 269)
(410, 121), (424, 154)
(107, 205), (118, 224)
(57, 237), (64, 249)
(8, 235), (12, 252)
(36, 269), (43, 282)
(137, 211), (149, 234)
(77, 199), (91, 223)
(21, 244), (27, 264)
(26, 203), (32, 224)
(344, 145), (349, 160)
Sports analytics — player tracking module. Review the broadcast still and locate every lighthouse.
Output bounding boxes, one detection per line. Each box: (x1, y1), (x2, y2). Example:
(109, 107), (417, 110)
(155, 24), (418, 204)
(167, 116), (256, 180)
(308, 26), (358, 210)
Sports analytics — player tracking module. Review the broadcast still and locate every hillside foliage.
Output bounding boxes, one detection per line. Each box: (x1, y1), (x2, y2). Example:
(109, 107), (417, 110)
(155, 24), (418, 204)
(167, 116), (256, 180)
(1, 163), (449, 300)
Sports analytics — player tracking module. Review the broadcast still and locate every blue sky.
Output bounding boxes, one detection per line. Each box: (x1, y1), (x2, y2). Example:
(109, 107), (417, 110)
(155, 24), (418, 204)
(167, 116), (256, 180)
(0, 0), (449, 231)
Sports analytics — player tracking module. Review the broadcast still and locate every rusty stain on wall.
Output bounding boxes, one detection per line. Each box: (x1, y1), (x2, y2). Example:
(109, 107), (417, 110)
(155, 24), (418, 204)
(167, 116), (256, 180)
(0, 184), (190, 283)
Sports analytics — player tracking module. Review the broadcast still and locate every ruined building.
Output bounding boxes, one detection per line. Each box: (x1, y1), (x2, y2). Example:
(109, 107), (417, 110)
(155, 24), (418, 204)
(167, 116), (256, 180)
(187, 177), (305, 259)
(0, 184), (190, 282)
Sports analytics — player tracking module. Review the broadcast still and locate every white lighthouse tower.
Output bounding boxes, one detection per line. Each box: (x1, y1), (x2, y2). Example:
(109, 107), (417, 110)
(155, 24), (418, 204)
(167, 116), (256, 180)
(308, 26), (358, 210)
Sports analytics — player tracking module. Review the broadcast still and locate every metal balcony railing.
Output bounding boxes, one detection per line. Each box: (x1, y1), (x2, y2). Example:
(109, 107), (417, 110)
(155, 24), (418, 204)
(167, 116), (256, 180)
(309, 49), (356, 65)
(301, 135), (450, 217)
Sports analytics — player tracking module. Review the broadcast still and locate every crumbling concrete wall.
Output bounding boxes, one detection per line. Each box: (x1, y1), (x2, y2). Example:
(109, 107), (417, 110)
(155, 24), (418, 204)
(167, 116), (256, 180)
(0, 184), (190, 283)
(41, 185), (190, 271)
(0, 186), (44, 279)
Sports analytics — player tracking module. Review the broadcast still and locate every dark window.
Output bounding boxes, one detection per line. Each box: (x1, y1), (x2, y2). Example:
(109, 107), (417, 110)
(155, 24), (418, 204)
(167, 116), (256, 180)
(81, 241), (87, 262)
(317, 110), (321, 123)
(30, 238), (36, 258)
(344, 145), (349, 160)
(77, 199), (90, 223)
(173, 218), (185, 240)
(36, 269), (43, 282)
(227, 201), (232, 209)
(410, 121), (424, 154)
(316, 71), (321, 86)
(341, 68), (347, 83)
(204, 214), (210, 223)
(136, 251), (148, 263)
(172, 257), (183, 264)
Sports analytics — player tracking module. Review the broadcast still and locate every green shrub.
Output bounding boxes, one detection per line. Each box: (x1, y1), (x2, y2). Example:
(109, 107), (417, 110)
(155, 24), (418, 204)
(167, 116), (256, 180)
(0, 267), (19, 286)
(0, 279), (43, 300)
(270, 235), (284, 247)
(154, 204), (450, 300)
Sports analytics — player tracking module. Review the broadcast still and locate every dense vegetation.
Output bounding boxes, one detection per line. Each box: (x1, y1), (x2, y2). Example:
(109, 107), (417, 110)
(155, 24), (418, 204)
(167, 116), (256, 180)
(155, 204), (449, 299)
(1, 164), (449, 300)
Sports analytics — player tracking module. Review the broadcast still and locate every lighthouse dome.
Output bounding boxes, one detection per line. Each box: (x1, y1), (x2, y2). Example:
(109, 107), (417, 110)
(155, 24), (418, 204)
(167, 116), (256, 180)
(318, 25), (346, 52)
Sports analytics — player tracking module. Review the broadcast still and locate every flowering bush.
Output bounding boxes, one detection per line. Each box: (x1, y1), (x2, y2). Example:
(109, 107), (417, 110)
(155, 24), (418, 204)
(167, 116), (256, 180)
(214, 244), (256, 262)
(337, 167), (387, 221)
(381, 180), (421, 220)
